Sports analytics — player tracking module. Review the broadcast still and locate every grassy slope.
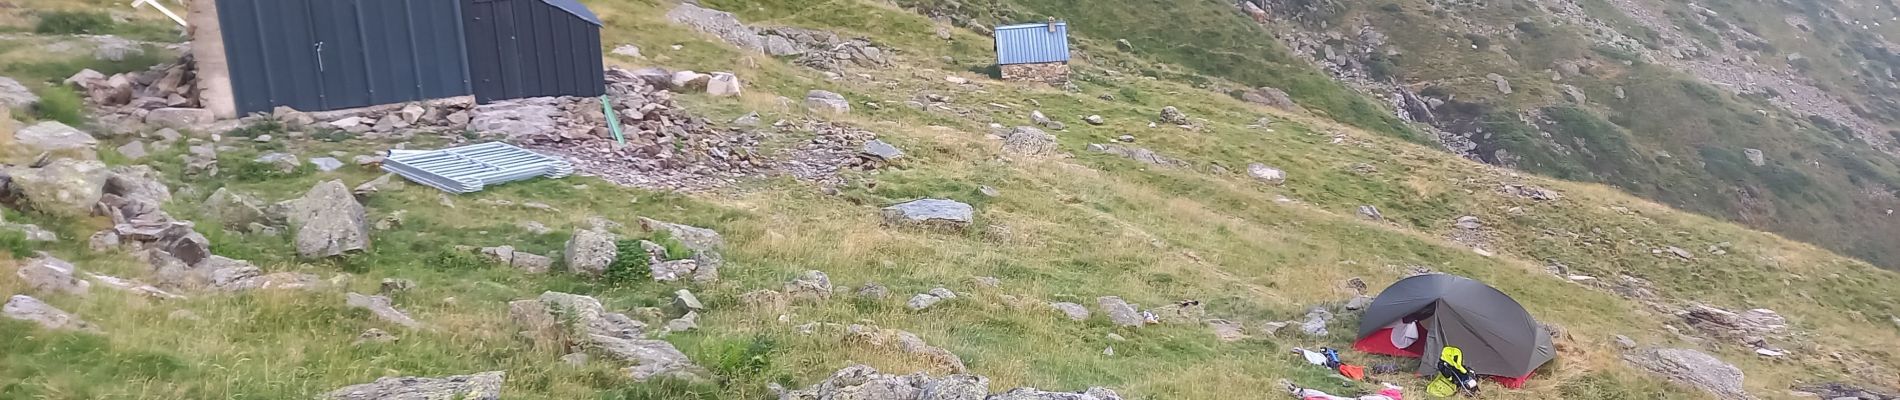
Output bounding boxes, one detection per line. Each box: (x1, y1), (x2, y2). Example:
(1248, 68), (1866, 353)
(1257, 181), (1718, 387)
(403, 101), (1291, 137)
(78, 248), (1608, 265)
(3, 0), (1899, 399)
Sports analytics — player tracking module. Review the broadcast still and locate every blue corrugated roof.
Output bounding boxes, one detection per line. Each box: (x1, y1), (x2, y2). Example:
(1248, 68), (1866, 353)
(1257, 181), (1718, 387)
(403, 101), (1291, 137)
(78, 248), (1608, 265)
(994, 21), (1069, 65)
(540, 0), (601, 26)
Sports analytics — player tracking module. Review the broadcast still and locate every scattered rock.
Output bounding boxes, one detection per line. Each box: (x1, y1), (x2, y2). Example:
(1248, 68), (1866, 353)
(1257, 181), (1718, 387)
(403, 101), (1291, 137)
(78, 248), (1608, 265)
(379, 278), (416, 295)
(1084, 115), (1105, 125)
(346, 293), (422, 329)
(784, 270), (834, 301)
(805, 90), (851, 114)
(670, 289), (704, 317)
(845, 324), (967, 373)
(3, 295), (98, 332)
(662, 311), (699, 335)
(1344, 295), (1374, 311)
(1086, 143), (1184, 166)
(1300, 308), (1333, 336)
(1097, 296), (1143, 327)
(1357, 205), (1384, 222)
(309, 157), (344, 172)
(612, 44), (643, 58)
(1259, 321), (1291, 336)
(636, 217), (724, 253)
(706, 73), (743, 97)
(1001, 126), (1059, 156)
(1487, 73), (1513, 94)
(255, 152), (301, 173)
(1158, 106), (1190, 125)
(1247, 163), (1286, 185)
(882, 199), (975, 229)
(17, 255), (91, 296)
(203, 188), (267, 230)
(857, 282), (892, 300)
(115, 141), (149, 160)
(320, 371), (504, 400)
(564, 229), (618, 277)
(289, 180), (371, 259)
(908, 293), (947, 310)
(1613, 335), (1638, 349)
(7, 121), (98, 163)
(7, 159), (109, 217)
(144, 107), (216, 130)
(1240, 87), (1297, 110)
(1051, 302), (1091, 320)
(1624, 348), (1747, 399)
(561, 352), (590, 366)
(862, 139), (905, 161)
(0, 76), (38, 108)
(1208, 319), (1247, 342)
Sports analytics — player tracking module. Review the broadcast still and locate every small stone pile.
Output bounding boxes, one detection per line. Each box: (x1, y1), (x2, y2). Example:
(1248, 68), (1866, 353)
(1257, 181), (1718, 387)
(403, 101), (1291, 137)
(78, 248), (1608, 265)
(65, 53), (202, 124)
(773, 364), (1123, 400)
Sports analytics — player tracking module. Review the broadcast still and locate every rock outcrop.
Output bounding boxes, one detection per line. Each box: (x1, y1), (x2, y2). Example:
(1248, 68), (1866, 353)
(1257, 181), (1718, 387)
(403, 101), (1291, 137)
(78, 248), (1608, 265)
(7, 159), (109, 217)
(1624, 348), (1748, 399)
(564, 229), (618, 277)
(3, 295), (99, 332)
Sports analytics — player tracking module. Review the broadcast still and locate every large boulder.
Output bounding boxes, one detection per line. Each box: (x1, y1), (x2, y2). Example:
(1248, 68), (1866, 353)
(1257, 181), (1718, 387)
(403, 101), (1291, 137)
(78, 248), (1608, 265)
(881, 199), (974, 229)
(1050, 302), (1091, 321)
(8, 159), (109, 217)
(1624, 348), (1747, 399)
(1158, 106), (1190, 125)
(3, 295), (99, 332)
(6, 121), (98, 163)
(705, 72), (743, 97)
(144, 107), (217, 129)
(563, 229), (617, 277)
(289, 180), (371, 259)
(805, 90), (851, 114)
(17, 255), (91, 295)
(320, 371), (505, 400)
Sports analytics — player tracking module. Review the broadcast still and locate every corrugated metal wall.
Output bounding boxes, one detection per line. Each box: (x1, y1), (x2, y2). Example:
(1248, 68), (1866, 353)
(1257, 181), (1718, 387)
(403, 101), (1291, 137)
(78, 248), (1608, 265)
(217, 0), (473, 114)
(462, 0), (605, 104)
(994, 22), (1070, 65)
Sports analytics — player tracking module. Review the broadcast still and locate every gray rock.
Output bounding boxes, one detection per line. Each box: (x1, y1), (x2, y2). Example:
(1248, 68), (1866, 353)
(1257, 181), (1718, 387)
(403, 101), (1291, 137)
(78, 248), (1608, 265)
(665, 3), (764, 52)
(1625, 348), (1748, 399)
(1344, 295), (1373, 311)
(1744, 148), (1765, 167)
(784, 270), (833, 301)
(973, 276), (1000, 288)
(564, 229), (617, 277)
(511, 252), (553, 273)
(87, 273), (182, 300)
(144, 107), (216, 129)
(8, 121), (98, 163)
(1358, 205), (1384, 222)
(310, 157), (344, 172)
(1614, 335), (1638, 349)
(882, 199), (975, 229)
(612, 44), (642, 58)
(1560, 84), (1586, 102)
(116, 140), (149, 160)
(346, 292), (422, 329)
(1158, 106), (1190, 125)
(104, 165), (171, 205)
(1487, 73), (1513, 94)
(560, 352), (589, 365)
(908, 293), (946, 310)
(1247, 163), (1286, 185)
(991, 387), (1124, 400)
(596, 336), (707, 381)
(255, 152), (301, 173)
(805, 90), (851, 113)
(921, 374), (991, 400)
(637, 217), (724, 253)
(979, 186), (1000, 197)
(706, 72), (743, 97)
(1259, 321), (1291, 336)
(320, 371), (504, 400)
(1097, 296), (1143, 327)
(1301, 308), (1333, 336)
(0, 76), (37, 108)
(289, 180), (371, 259)
(670, 70), (711, 91)
(17, 255), (91, 295)
(662, 311), (699, 335)
(857, 282), (892, 300)
(353, 328), (399, 346)
(88, 230), (120, 251)
(671, 289), (704, 317)
(862, 139), (905, 161)
(732, 111), (761, 126)
(204, 188), (267, 230)
(1208, 319), (1247, 342)
(1241, 87), (1298, 110)
(8, 159), (109, 217)
(1084, 115), (1105, 125)
(1454, 216), (1482, 230)
(1001, 126), (1059, 156)
(1051, 302), (1091, 320)
(927, 287), (957, 299)
(3, 295), (98, 332)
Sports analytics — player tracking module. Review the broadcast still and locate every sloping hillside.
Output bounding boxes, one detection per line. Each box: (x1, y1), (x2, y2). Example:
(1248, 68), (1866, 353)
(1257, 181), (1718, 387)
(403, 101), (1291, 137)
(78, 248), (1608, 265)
(1, 0), (1898, 399)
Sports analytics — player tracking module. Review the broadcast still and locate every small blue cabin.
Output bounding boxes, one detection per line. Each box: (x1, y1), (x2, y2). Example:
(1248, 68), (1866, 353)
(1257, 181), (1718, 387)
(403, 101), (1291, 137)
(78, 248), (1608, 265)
(993, 21), (1071, 83)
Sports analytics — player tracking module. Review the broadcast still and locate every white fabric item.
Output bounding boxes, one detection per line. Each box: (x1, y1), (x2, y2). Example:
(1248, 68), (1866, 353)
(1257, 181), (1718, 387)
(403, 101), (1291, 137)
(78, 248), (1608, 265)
(1390, 321), (1420, 349)
(1290, 387), (1397, 400)
(1296, 348), (1329, 366)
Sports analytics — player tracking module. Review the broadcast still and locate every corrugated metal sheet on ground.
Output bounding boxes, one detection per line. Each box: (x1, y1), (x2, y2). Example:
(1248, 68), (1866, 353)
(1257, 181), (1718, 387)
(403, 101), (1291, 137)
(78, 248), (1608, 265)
(381, 142), (572, 193)
(994, 22), (1070, 65)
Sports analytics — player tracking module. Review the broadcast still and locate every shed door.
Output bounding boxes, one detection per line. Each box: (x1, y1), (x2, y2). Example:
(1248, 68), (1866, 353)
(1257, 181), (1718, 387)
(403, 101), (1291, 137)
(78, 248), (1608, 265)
(217, 0), (473, 114)
(462, 0), (604, 104)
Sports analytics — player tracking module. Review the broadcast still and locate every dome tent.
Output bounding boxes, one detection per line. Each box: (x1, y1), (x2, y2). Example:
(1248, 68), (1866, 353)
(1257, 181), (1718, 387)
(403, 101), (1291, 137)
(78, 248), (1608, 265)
(1353, 274), (1555, 387)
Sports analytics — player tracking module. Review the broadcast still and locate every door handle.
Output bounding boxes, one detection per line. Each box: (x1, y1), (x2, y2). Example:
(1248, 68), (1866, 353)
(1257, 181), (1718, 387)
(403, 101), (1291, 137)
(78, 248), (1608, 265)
(315, 41), (325, 71)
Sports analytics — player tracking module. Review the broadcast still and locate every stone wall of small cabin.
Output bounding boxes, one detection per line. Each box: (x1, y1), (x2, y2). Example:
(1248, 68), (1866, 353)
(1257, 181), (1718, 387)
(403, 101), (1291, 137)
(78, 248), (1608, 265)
(1000, 62), (1070, 84)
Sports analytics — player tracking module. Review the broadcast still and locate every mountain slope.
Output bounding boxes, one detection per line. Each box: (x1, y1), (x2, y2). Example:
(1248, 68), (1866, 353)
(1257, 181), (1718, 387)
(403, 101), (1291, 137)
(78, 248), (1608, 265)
(1, 0), (1898, 399)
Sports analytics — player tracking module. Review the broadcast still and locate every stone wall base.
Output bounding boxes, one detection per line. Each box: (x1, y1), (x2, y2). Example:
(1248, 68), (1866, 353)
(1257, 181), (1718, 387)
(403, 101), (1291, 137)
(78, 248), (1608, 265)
(1000, 62), (1070, 84)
